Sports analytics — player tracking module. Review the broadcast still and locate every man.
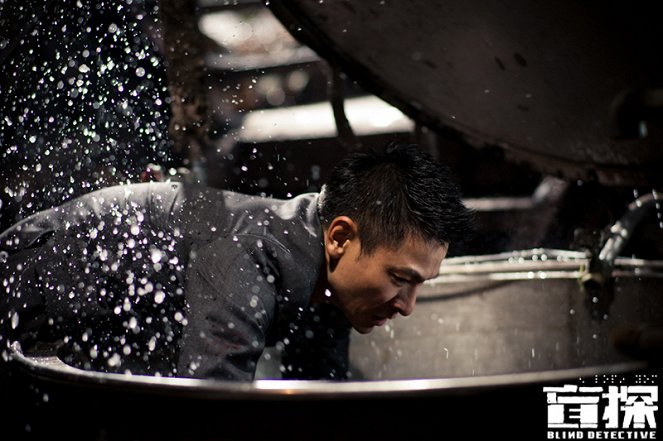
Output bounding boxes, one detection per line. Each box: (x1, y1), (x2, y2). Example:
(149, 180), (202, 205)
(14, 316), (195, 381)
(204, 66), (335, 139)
(0, 143), (473, 381)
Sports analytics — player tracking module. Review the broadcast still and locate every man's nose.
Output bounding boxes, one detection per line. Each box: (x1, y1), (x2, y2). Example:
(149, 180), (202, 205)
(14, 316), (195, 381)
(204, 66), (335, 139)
(393, 285), (417, 317)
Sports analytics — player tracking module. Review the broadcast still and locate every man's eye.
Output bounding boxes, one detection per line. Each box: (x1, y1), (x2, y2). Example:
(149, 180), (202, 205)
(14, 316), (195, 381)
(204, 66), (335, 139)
(391, 275), (408, 286)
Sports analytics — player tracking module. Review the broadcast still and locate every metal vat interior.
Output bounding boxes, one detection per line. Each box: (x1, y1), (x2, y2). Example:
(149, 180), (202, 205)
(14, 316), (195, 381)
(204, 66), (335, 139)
(250, 249), (663, 380)
(348, 252), (663, 380)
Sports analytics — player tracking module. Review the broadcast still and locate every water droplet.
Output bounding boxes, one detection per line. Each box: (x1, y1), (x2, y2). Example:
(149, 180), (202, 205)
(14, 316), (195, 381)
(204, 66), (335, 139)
(150, 249), (162, 264)
(154, 291), (165, 304)
(107, 353), (121, 367)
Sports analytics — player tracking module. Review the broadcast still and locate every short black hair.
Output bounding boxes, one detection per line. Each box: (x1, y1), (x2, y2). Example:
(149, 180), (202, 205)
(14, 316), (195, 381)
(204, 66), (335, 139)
(318, 142), (474, 254)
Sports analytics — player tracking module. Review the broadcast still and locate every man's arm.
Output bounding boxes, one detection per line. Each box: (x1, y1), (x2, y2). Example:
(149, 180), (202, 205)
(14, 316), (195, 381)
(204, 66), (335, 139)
(177, 240), (276, 381)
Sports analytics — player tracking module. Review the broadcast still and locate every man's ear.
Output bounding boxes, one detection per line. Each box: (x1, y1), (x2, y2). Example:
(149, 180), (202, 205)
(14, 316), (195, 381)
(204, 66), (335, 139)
(325, 216), (357, 258)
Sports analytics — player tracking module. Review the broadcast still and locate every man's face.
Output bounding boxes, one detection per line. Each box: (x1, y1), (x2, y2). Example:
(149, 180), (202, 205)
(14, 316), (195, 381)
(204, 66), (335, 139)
(324, 219), (448, 334)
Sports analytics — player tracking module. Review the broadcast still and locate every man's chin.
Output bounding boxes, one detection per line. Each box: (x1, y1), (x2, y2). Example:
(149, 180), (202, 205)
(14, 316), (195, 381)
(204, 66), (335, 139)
(352, 324), (375, 334)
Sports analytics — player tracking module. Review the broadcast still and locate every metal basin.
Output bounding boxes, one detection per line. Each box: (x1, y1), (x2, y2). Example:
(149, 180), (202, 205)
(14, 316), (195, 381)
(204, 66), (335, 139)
(4, 249), (660, 439)
(4, 341), (648, 439)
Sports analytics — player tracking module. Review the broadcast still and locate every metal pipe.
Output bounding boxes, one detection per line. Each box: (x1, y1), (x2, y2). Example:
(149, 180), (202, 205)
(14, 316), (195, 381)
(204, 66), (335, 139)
(581, 192), (661, 318)
(598, 193), (660, 267)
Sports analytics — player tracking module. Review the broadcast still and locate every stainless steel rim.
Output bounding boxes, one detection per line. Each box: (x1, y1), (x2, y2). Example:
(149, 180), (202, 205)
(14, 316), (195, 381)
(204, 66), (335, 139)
(427, 248), (663, 286)
(8, 343), (647, 401)
(8, 248), (660, 399)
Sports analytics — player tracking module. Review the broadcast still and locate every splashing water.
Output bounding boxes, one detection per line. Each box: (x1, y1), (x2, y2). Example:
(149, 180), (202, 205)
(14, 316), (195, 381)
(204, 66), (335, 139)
(1, 0), (173, 232)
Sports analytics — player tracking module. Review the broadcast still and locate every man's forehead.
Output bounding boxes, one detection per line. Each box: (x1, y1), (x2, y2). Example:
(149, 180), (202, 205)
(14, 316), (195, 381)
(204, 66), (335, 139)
(380, 234), (448, 252)
(379, 244), (446, 278)
(387, 264), (437, 282)
(396, 237), (449, 258)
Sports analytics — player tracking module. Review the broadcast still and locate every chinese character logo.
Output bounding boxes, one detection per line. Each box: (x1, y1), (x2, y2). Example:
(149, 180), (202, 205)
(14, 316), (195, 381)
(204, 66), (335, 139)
(603, 386), (658, 429)
(543, 375), (659, 438)
(544, 385), (658, 429)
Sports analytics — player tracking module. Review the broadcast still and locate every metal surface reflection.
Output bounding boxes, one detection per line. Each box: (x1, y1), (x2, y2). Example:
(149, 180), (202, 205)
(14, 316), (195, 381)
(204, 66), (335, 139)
(7, 341), (646, 399)
(8, 248), (662, 389)
(268, 0), (663, 185)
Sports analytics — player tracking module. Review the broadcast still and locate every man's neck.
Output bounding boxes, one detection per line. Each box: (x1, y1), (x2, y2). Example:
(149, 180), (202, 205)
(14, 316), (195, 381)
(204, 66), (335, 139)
(310, 260), (331, 305)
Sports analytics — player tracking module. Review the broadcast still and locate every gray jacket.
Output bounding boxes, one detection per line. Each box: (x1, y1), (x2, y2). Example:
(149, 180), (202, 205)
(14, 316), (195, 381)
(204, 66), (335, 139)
(0, 182), (350, 380)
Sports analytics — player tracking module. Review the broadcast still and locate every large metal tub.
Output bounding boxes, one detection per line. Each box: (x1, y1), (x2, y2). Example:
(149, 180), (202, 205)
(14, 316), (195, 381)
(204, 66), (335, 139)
(3, 249), (660, 439)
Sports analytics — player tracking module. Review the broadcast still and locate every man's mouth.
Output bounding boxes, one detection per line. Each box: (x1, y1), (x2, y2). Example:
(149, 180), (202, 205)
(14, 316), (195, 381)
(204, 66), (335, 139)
(372, 315), (389, 326)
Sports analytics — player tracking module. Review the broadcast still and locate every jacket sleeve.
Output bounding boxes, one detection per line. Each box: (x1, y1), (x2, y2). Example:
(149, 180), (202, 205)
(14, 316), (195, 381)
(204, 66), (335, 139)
(177, 239), (276, 381)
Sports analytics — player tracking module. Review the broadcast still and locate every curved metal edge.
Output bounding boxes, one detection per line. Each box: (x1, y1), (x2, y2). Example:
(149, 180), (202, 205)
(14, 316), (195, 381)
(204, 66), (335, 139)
(265, 1), (663, 186)
(7, 342), (649, 401)
(425, 248), (663, 290)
